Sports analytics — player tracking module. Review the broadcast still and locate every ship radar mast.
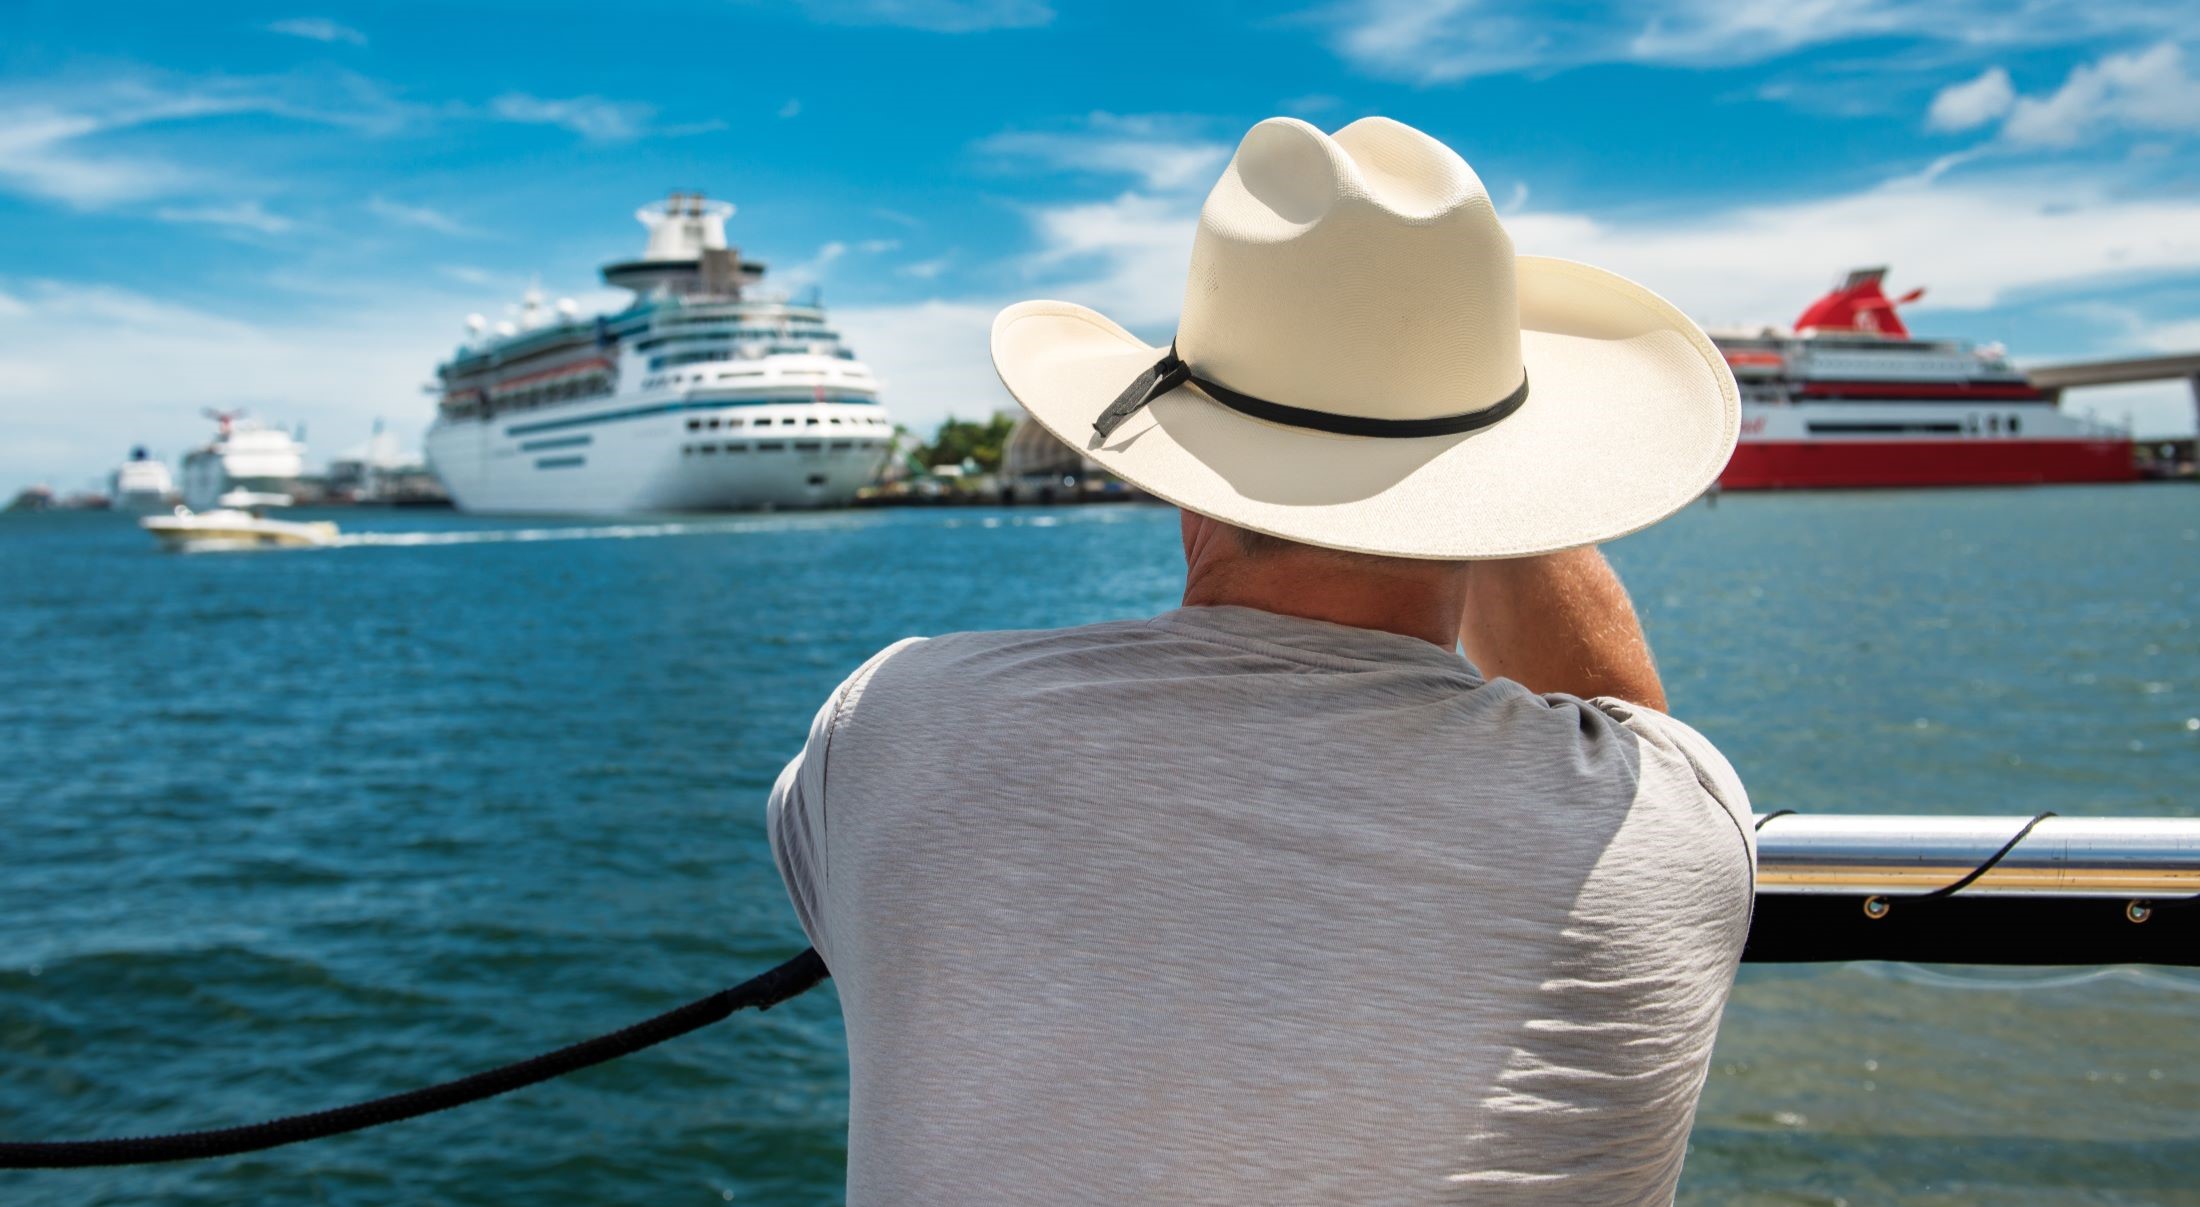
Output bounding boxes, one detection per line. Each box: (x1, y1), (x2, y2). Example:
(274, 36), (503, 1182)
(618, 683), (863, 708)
(601, 191), (767, 299)
(639, 191), (733, 260)
(1794, 267), (1926, 339)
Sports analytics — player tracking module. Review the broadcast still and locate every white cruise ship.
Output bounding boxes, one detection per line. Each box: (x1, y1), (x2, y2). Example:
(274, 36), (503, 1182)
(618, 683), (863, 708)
(181, 411), (308, 510)
(110, 446), (176, 514)
(424, 193), (894, 514)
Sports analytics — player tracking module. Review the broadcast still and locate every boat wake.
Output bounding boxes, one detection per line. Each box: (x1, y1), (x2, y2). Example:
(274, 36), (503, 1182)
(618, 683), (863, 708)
(1860, 961), (2200, 995)
(338, 517), (869, 548)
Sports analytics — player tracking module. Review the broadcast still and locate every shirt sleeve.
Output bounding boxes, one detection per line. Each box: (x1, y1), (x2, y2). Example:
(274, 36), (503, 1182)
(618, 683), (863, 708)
(1592, 697), (1757, 874)
(766, 638), (925, 966)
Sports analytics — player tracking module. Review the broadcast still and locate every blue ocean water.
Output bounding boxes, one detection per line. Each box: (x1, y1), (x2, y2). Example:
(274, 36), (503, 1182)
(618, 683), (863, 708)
(2, 488), (2195, 1205)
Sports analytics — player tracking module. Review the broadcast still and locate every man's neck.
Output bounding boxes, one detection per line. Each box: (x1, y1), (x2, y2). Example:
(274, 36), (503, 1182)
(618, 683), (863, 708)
(1176, 512), (1472, 649)
(1181, 561), (1467, 650)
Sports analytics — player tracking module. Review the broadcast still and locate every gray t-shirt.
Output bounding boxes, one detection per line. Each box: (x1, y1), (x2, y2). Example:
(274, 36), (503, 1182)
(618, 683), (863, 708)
(769, 605), (1754, 1206)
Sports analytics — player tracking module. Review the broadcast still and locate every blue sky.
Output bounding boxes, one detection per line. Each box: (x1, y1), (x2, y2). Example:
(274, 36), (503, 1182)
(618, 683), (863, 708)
(4, 0), (2198, 490)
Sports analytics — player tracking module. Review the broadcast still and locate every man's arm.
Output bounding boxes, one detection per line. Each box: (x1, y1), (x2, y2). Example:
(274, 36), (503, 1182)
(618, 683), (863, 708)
(767, 637), (927, 967)
(1457, 546), (1666, 709)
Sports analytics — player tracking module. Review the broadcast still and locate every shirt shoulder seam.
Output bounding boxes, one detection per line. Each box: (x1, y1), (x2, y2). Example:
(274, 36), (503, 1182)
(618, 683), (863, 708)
(819, 636), (925, 811)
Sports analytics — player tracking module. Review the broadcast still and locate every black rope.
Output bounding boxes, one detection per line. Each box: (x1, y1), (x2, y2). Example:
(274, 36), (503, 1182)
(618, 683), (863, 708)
(1918, 811), (2057, 899)
(0, 948), (827, 1170)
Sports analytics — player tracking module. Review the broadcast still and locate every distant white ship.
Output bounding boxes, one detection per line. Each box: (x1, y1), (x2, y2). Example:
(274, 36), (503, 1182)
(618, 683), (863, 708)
(181, 410), (307, 510)
(423, 192), (894, 514)
(109, 446), (175, 515)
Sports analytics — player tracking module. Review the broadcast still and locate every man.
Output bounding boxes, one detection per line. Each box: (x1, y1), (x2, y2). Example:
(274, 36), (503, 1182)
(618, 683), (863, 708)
(771, 116), (1753, 1204)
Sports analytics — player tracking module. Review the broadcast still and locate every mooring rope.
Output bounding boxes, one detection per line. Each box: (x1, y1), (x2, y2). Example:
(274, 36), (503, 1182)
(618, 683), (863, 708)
(0, 949), (826, 1170)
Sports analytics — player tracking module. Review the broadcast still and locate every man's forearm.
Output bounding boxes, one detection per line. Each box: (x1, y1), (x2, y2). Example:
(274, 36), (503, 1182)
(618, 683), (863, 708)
(1457, 547), (1666, 709)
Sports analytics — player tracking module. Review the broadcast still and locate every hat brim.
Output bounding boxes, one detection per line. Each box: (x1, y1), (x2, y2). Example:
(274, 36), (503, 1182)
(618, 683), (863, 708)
(990, 256), (1738, 560)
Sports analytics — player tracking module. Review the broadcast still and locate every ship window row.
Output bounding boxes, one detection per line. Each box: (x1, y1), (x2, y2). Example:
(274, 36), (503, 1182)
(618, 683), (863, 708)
(639, 325), (840, 348)
(644, 362), (868, 390)
(686, 414), (889, 432)
(682, 437), (885, 455)
(490, 376), (612, 413)
(445, 376), (611, 418)
(653, 311), (825, 330)
(646, 346), (853, 372)
(1802, 414), (2027, 436)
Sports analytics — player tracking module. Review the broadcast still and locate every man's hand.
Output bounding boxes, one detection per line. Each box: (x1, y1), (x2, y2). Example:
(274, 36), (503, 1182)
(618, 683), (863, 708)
(1457, 547), (1667, 710)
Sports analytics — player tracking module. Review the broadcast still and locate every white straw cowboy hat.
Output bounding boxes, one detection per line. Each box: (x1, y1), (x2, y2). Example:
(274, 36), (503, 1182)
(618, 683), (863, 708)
(991, 116), (1738, 559)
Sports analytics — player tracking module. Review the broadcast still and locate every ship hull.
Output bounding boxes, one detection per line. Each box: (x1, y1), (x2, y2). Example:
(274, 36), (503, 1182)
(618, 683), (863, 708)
(425, 399), (891, 515)
(1721, 437), (2134, 489)
(111, 488), (174, 516)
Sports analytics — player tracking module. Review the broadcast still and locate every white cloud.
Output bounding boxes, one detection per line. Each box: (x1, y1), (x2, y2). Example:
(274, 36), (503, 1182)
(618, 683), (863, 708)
(2132, 317), (2200, 353)
(2049, 301), (2200, 357)
(803, 112), (1217, 431)
(0, 105), (190, 205)
(1504, 174), (2200, 324)
(489, 93), (654, 142)
(1317, 0), (2190, 83)
(2001, 42), (2200, 147)
(367, 196), (472, 235)
(0, 280), (463, 491)
(792, 0), (1053, 32)
(835, 300), (1012, 431)
(265, 17), (367, 46)
(980, 113), (1231, 193)
(0, 70), (420, 208)
(779, 241), (849, 290)
(781, 239), (912, 289)
(153, 200), (294, 234)
(778, 99), (802, 119)
(1927, 67), (2015, 132)
(1020, 191), (1198, 327)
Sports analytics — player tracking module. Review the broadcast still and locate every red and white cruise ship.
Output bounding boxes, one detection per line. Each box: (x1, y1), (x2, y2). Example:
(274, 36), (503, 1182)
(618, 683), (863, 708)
(1711, 268), (2134, 489)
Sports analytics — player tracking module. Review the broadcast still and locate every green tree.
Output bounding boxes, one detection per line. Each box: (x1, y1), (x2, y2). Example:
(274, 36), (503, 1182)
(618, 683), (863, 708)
(916, 412), (1019, 473)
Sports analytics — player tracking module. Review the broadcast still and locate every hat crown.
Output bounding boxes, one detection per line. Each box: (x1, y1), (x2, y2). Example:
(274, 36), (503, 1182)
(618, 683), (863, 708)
(1177, 118), (1524, 423)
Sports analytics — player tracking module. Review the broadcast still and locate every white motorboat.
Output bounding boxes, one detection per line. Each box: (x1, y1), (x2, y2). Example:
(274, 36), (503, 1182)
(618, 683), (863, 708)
(140, 492), (339, 552)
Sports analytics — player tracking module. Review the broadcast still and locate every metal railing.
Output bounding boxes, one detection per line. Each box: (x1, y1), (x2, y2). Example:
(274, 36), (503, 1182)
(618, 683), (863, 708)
(1745, 814), (2199, 966)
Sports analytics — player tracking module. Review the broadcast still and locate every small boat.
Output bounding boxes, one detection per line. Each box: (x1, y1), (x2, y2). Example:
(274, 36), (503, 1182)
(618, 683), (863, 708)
(140, 491), (339, 552)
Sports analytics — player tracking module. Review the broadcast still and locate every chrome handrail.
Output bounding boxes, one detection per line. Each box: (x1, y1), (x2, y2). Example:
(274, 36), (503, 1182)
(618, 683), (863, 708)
(1753, 814), (2200, 897)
